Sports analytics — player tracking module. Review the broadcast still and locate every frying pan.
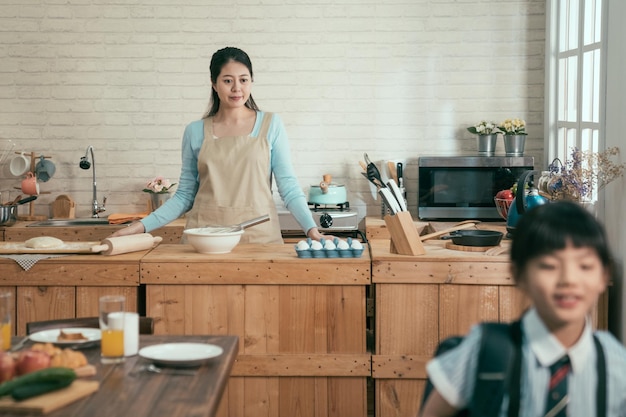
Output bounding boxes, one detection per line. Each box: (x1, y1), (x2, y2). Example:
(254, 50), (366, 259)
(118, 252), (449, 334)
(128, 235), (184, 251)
(440, 230), (503, 247)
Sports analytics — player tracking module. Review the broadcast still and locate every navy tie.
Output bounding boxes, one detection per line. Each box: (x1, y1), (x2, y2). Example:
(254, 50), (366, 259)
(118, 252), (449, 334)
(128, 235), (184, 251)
(545, 355), (571, 417)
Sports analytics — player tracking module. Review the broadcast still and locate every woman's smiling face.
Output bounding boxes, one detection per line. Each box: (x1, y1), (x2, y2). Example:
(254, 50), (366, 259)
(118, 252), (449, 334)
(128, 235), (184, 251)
(212, 60), (252, 110)
(518, 242), (608, 332)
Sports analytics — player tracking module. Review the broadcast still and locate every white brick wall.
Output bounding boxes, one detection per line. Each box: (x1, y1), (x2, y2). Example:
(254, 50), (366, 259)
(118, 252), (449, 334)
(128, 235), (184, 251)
(0, 0), (545, 221)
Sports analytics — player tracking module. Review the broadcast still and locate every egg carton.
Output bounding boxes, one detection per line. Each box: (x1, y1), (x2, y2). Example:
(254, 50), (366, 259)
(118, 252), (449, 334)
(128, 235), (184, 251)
(294, 237), (364, 258)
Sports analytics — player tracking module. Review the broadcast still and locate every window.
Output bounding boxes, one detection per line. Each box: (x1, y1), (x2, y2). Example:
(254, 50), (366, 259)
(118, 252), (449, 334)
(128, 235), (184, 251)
(546, 0), (607, 186)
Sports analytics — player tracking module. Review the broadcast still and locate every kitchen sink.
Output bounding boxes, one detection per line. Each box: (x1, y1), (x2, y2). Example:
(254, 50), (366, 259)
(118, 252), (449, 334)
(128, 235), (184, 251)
(27, 218), (115, 227)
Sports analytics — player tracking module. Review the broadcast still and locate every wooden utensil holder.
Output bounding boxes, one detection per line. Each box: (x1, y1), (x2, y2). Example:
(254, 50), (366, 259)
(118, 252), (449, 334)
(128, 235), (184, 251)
(383, 211), (426, 256)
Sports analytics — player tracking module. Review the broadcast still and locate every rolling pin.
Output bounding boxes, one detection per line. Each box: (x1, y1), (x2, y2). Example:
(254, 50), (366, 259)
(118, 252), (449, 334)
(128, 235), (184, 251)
(91, 233), (163, 255)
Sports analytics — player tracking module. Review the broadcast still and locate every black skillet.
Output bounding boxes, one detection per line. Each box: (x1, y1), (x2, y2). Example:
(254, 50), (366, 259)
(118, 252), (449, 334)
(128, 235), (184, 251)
(440, 230), (504, 247)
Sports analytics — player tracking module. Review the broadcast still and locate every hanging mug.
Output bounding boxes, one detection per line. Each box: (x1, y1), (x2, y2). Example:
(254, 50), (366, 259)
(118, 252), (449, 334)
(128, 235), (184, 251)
(21, 172), (40, 196)
(9, 152), (30, 177)
(35, 155), (56, 182)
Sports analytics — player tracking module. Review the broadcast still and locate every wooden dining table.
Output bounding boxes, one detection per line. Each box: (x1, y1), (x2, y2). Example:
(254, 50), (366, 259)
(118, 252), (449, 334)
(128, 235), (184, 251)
(3, 334), (239, 417)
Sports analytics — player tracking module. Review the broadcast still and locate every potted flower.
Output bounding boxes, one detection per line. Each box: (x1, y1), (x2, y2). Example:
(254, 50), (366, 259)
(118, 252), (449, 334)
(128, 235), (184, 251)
(498, 118), (527, 156)
(143, 176), (176, 211)
(467, 120), (498, 156)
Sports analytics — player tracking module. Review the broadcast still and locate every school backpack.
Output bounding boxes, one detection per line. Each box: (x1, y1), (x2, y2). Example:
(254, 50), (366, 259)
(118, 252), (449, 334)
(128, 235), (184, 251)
(420, 321), (522, 417)
(420, 321), (607, 417)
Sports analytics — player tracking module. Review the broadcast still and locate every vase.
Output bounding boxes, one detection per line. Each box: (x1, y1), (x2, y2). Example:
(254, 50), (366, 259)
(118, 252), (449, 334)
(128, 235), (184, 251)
(503, 134), (526, 156)
(476, 134), (498, 156)
(149, 193), (170, 212)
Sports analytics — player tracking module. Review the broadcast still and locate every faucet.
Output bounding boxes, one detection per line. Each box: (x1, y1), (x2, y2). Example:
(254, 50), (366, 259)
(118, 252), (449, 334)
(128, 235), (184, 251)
(79, 145), (106, 217)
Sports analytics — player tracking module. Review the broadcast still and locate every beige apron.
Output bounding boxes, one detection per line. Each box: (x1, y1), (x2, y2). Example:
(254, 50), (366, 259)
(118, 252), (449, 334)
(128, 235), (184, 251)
(185, 113), (283, 244)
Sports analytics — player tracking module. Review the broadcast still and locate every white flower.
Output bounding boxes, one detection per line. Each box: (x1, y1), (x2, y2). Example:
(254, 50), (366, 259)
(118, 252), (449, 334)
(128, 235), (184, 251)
(467, 120), (497, 135)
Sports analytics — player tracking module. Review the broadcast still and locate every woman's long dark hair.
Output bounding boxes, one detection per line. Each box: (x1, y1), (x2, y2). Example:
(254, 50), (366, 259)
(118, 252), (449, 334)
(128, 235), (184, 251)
(203, 47), (260, 118)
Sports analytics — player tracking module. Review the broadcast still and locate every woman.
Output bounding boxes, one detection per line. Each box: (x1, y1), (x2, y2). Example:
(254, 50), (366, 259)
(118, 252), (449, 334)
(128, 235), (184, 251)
(113, 47), (323, 243)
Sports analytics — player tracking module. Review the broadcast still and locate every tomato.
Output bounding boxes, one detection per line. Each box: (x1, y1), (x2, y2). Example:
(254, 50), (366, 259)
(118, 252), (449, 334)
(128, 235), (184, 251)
(496, 189), (514, 201)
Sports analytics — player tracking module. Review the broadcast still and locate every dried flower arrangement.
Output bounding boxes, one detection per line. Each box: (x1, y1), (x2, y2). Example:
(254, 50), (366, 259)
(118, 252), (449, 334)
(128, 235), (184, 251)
(546, 147), (625, 201)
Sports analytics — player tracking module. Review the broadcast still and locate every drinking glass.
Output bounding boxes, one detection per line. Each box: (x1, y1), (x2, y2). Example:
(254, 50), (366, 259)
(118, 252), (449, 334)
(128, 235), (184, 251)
(99, 295), (125, 363)
(0, 292), (11, 351)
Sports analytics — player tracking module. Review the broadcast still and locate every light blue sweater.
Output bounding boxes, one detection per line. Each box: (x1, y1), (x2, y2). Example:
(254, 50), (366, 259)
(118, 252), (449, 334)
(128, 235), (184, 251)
(141, 111), (317, 235)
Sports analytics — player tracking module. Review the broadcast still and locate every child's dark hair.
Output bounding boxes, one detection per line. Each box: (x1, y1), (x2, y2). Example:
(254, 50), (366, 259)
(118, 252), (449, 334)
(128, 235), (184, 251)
(510, 201), (614, 281)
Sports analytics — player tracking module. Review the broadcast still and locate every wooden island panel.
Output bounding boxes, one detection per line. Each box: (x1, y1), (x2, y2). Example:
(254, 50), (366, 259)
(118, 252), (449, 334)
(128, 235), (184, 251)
(0, 252), (143, 335)
(141, 243), (370, 417)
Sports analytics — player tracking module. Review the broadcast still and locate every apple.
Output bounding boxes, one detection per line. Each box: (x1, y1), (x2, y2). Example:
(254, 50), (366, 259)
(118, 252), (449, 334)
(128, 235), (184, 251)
(496, 189), (514, 201)
(0, 351), (16, 383)
(15, 350), (50, 376)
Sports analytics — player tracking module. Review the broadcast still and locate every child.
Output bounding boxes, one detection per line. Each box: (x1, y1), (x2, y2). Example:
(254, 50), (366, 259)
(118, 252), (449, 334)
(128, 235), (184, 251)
(419, 201), (626, 417)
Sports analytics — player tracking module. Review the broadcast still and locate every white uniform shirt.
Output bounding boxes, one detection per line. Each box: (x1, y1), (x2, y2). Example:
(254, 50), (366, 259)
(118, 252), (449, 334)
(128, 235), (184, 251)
(426, 308), (626, 417)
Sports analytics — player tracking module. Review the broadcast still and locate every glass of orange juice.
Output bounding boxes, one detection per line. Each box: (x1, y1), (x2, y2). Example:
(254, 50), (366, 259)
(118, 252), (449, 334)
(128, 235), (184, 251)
(0, 292), (11, 351)
(99, 295), (125, 364)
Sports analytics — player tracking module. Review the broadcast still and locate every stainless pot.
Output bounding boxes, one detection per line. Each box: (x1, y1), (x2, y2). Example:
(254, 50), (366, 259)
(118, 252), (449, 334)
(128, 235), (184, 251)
(0, 196), (38, 226)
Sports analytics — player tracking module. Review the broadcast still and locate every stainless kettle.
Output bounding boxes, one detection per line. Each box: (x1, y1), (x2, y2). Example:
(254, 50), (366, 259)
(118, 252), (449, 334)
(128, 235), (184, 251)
(506, 170), (549, 235)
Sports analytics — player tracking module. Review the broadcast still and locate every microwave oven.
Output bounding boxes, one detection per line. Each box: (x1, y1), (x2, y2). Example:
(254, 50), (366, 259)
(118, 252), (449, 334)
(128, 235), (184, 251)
(418, 156), (534, 220)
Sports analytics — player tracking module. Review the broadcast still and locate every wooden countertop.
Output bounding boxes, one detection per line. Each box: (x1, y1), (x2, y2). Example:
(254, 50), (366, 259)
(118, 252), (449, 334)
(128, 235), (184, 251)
(370, 238), (514, 285)
(140, 243), (371, 285)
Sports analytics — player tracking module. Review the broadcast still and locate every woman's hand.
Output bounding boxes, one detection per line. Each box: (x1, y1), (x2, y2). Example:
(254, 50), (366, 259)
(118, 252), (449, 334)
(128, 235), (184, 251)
(307, 227), (335, 242)
(108, 221), (145, 238)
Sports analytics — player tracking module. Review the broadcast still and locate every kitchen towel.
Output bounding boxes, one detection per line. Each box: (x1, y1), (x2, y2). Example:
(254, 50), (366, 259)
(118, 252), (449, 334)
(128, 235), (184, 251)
(107, 212), (149, 225)
(0, 254), (69, 271)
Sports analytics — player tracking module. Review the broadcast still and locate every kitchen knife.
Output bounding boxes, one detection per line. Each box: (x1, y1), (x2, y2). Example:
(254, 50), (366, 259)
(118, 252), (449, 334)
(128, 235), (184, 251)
(396, 162), (404, 188)
(379, 188), (401, 215)
(386, 179), (407, 211)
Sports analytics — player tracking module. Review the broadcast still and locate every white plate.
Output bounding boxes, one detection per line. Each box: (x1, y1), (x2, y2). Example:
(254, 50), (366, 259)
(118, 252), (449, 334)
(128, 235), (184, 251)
(138, 343), (224, 367)
(29, 328), (102, 345)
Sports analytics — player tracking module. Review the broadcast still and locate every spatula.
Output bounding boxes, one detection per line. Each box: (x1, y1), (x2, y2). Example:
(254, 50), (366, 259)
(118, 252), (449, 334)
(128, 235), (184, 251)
(419, 220), (481, 241)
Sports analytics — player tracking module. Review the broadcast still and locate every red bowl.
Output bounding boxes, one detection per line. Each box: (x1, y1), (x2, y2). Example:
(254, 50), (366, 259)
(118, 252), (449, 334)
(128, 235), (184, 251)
(494, 198), (513, 221)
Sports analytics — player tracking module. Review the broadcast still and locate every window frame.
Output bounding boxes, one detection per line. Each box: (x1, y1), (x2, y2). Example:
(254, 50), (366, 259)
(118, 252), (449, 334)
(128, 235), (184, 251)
(544, 0), (609, 191)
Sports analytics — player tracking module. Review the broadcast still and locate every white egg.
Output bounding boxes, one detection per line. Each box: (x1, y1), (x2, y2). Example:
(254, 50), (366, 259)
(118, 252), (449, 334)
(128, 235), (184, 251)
(310, 241), (323, 250)
(324, 240), (336, 250)
(296, 240), (310, 250)
(336, 240), (350, 250)
(350, 240), (363, 249)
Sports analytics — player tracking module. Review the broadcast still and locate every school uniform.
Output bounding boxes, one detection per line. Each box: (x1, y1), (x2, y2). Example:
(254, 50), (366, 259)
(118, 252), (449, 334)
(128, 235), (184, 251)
(426, 308), (626, 417)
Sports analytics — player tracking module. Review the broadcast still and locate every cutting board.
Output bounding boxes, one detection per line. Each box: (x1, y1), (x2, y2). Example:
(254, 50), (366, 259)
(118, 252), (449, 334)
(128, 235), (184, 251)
(0, 380), (99, 414)
(445, 241), (497, 252)
(51, 195), (75, 219)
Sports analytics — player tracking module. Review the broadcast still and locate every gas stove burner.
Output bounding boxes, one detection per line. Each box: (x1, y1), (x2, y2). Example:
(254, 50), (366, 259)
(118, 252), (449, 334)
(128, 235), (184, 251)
(308, 201), (350, 212)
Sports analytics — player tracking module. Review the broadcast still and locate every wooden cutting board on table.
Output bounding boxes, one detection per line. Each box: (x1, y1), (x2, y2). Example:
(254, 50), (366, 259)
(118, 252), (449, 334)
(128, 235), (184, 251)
(51, 195), (75, 219)
(0, 380), (99, 414)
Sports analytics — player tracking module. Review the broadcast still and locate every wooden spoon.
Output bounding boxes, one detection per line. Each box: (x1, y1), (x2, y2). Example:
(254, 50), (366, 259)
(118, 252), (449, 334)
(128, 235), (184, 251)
(419, 220), (481, 241)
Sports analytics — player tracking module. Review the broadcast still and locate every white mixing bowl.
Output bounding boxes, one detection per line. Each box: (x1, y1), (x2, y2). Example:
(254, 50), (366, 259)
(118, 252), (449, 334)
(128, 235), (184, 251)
(183, 228), (244, 254)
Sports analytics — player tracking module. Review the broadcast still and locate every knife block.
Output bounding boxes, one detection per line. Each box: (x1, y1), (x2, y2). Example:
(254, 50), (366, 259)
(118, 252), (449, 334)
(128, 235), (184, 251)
(383, 211), (426, 256)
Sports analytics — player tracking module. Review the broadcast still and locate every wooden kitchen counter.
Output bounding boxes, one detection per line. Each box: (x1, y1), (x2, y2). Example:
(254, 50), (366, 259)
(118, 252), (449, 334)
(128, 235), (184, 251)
(0, 250), (147, 336)
(140, 243), (370, 417)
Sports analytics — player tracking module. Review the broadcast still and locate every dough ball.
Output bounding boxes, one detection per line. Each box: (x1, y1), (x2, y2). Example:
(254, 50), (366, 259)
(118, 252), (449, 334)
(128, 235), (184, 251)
(25, 236), (64, 249)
